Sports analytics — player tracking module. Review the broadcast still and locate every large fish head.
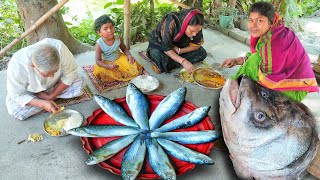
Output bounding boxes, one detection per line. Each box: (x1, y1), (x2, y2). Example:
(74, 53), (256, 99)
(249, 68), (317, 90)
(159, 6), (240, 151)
(219, 76), (318, 179)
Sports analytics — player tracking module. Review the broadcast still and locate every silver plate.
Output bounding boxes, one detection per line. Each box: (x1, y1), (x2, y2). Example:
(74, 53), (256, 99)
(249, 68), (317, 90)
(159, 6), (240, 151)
(43, 109), (84, 137)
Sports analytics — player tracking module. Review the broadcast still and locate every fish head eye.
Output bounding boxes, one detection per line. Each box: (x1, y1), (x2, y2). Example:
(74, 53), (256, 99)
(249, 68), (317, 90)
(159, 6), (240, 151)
(254, 112), (266, 122)
(254, 112), (267, 122)
(260, 91), (268, 99)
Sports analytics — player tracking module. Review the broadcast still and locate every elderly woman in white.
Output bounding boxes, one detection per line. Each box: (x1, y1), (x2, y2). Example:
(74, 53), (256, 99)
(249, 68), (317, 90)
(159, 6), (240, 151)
(6, 38), (84, 120)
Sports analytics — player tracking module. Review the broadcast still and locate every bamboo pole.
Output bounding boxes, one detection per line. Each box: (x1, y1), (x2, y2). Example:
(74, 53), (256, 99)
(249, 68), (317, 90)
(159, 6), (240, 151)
(123, 0), (130, 49)
(0, 0), (70, 57)
(168, 0), (191, 9)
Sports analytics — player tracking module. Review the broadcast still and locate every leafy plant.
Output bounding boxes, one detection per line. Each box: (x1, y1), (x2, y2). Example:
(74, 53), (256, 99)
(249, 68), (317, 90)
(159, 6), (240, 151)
(217, 7), (239, 16)
(0, 0), (26, 56)
(300, 0), (320, 17)
(103, 0), (177, 44)
(61, 7), (98, 46)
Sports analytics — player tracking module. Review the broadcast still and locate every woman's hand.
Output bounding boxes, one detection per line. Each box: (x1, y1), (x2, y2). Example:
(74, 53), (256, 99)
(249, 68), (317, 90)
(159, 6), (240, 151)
(220, 57), (243, 68)
(41, 100), (60, 113)
(181, 60), (194, 74)
(128, 55), (136, 64)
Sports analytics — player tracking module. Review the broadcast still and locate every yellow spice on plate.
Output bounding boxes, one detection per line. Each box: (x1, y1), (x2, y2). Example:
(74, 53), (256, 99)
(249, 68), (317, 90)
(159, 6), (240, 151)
(44, 119), (65, 136)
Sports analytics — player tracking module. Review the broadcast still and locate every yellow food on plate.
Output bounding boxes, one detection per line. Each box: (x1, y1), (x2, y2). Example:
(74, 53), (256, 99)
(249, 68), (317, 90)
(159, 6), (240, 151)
(179, 69), (195, 83)
(44, 119), (65, 136)
(44, 110), (83, 136)
(193, 68), (225, 89)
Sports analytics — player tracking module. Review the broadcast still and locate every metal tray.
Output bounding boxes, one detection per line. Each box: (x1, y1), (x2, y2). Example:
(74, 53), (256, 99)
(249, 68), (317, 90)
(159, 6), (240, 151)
(44, 109), (84, 137)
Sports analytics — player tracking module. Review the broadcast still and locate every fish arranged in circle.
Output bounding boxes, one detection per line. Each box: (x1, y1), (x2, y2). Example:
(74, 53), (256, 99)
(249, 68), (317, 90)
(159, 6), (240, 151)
(68, 84), (220, 179)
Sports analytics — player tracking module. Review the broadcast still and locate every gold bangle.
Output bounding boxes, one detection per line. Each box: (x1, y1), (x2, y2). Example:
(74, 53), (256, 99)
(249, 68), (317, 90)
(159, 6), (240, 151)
(178, 48), (181, 55)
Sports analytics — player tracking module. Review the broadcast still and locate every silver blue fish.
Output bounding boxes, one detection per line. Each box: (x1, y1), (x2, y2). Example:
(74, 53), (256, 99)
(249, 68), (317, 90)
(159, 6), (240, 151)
(154, 106), (210, 132)
(157, 138), (214, 165)
(94, 95), (138, 128)
(122, 136), (146, 180)
(85, 134), (138, 165)
(149, 87), (186, 130)
(146, 139), (176, 180)
(150, 130), (221, 144)
(67, 125), (140, 137)
(126, 83), (150, 130)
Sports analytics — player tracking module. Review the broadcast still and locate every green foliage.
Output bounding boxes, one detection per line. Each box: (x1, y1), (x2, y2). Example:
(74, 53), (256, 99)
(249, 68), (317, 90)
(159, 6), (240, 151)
(217, 7), (239, 16)
(62, 8), (98, 46)
(68, 19), (99, 46)
(0, 0), (26, 56)
(104, 0), (178, 44)
(300, 0), (320, 17)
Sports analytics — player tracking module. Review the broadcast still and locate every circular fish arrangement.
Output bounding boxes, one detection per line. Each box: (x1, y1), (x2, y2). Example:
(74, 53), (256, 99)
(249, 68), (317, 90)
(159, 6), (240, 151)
(68, 84), (221, 179)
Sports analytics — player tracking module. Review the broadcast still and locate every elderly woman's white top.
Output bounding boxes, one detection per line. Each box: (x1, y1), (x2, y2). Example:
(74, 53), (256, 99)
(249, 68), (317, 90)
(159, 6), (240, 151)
(6, 38), (78, 107)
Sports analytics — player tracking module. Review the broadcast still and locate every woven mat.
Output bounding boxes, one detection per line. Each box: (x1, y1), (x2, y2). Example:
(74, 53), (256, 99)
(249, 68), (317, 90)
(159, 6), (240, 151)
(83, 65), (148, 93)
(55, 84), (93, 107)
(139, 51), (153, 63)
(36, 85), (93, 116)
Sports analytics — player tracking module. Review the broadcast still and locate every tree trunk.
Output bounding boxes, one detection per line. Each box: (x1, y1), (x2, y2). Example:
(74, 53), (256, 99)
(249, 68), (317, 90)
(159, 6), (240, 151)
(15, 0), (93, 55)
(124, 0), (131, 49)
(214, 0), (222, 9)
(150, 0), (154, 27)
(228, 0), (237, 8)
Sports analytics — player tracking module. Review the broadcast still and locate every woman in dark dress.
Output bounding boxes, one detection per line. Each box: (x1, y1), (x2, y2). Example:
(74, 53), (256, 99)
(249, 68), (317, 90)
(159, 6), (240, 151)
(147, 8), (207, 74)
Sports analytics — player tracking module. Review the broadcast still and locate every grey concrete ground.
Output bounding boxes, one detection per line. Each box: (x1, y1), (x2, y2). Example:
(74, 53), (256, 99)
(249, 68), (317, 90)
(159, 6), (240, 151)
(0, 28), (318, 180)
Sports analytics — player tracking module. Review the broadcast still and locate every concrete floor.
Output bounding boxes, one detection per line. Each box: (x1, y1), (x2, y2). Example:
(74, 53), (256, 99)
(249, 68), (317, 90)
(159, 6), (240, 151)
(0, 28), (318, 180)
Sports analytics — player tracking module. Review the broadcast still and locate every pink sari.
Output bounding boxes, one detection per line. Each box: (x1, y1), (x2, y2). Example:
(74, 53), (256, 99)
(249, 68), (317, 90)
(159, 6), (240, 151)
(250, 14), (318, 92)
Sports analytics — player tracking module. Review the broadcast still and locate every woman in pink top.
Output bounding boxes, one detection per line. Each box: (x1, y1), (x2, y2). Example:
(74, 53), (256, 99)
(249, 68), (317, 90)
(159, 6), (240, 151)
(220, 1), (318, 101)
